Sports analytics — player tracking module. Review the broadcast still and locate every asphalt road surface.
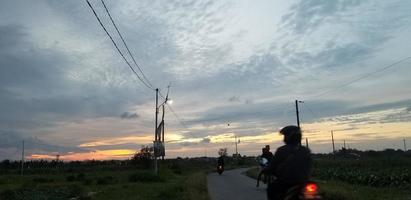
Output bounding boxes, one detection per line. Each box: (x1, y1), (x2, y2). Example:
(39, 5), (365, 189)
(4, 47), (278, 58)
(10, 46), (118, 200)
(207, 168), (267, 200)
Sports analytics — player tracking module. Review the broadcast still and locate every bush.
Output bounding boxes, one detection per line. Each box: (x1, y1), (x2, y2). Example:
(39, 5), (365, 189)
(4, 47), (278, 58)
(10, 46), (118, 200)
(320, 191), (347, 200)
(32, 177), (54, 183)
(76, 173), (86, 181)
(96, 176), (117, 185)
(128, 171), (164, 182)
(156, 186), (183, 200)
(0, 184), (88, 199)
(66, 175), (76, 182)
(0, 190), (15, 200)
(82, 178), (93, 185)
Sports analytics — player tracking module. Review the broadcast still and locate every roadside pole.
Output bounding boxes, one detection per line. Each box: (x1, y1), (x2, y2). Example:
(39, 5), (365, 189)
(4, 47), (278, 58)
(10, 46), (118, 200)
(21, 140), (24, 176)
(154, 88), (158, 175)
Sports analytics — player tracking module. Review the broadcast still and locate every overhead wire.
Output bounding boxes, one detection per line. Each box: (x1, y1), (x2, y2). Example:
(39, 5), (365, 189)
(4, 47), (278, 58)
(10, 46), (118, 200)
(308, 56), (411, 99)
(86, 0), (154, 91)
(300, 55), (411, 120)
(100, 0), (154, 89)
(87, 0), (189, 133)
(301, 103), (319, 119)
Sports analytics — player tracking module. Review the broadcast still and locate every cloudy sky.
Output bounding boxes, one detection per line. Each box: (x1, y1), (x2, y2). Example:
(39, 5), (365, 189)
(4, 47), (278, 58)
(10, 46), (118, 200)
(1, 0), (411, 160)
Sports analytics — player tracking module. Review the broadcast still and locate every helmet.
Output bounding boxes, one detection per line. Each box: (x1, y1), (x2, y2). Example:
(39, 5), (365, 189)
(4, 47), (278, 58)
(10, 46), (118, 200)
(280, 125), (302, 145)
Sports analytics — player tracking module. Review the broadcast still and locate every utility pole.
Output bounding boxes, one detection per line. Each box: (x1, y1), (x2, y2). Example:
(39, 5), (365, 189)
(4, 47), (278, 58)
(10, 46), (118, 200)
(161, 104), (165, 161)
(404, 139), (407, 152)
(235, 135), (238, 156)
(331, 131), (336, 154)
(154, 88), (159, 175)
(305, 138), (309, 149)
(295, 100), (300, 128)
(343, 140), (346, 149)
(21, 140), (24, 176)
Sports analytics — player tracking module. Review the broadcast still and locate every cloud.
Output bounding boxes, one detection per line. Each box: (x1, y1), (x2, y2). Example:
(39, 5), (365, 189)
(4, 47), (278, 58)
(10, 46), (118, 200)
(1, 0), (411, 159)
(0, 130), (87, 160)
(228, 96), (240, 102)
(78, 135), (151, 147)
(120, 112), (139, 119)
(201, 137), (211, 144)
(279, 0), (365, 35)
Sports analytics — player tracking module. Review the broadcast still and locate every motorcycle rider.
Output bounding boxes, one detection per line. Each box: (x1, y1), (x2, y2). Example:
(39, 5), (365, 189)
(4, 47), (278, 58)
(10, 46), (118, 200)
(217, 155), (225, 168)
(257, 146), (274, 186)
(264, 125), (312, 200)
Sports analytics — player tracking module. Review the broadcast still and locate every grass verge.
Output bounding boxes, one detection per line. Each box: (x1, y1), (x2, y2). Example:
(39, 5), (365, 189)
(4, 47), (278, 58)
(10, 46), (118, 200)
(0, 168), (209, 200)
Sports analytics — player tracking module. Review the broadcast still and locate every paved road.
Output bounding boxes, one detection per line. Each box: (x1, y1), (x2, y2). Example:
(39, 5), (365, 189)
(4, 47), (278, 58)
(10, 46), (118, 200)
(207, 168), (267, 200)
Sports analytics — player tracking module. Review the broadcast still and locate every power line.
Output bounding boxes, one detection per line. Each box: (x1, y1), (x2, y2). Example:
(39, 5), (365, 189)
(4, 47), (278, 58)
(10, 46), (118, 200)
(86, 0), (153, 90)
(157, 88), (188, 130)
(302, 103), (319, 119)
(100, 0), (154, 89)
(299, 56), (411, 123)
(167, 104), (189, 129)
(309, 56), (411, 99)
(87, 0), (189, 136)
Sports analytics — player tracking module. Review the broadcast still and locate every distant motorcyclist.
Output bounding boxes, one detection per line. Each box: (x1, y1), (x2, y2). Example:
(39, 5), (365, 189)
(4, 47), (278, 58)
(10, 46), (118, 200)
(264, 125), (312, 200)
(217, 155), (225, 174)
(217, 155), (224, 166)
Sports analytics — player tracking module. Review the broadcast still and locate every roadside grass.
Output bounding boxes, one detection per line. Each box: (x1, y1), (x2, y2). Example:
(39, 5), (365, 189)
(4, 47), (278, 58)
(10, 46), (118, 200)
(0, 167), (210, 200)
(244, 167), (411, 200)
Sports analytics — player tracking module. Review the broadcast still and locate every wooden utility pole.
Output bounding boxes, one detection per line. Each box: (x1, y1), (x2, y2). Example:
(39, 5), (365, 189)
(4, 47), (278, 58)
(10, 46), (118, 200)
(21, 140), (25, 176)
(235, 135), (238, 156)
(295, 100), (300, 128)
(306, 138), (309, 149)
(331, 131), (335, 153)
(404, 139), (407, 152)
(154, 88), (158, 175)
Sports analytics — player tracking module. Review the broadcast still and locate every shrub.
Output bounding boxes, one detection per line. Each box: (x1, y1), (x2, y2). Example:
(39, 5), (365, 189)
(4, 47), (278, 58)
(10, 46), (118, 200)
(128, 171), (164, 182)
(32, 177), (54, 183)
(66, 175), (76, 182)
(96, 176), (117, 185)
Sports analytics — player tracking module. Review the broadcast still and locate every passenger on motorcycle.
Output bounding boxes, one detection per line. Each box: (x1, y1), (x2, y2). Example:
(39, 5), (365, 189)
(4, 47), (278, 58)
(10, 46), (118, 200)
(257, 146), (274, 186)
(262, 145), (274, 162)
(264, 125), (312, 200)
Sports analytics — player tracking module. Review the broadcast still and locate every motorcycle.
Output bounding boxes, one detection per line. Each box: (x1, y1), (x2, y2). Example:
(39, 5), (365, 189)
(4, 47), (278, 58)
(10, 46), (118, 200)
(279, 181), (322, 200)
(256, 157), (270, 187)
(217, 165), (224, 175)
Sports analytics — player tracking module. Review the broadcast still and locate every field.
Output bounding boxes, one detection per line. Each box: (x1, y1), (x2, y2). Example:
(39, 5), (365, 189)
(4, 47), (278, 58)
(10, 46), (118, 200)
(245, 153), (411, 200)
(0, 156), (256, 200)
(0, 159), (212, 200)
(2, 153), (410, 200)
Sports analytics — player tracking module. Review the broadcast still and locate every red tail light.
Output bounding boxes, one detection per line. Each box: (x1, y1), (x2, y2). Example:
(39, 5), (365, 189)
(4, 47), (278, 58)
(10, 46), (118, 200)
(305, 183), (318, 193)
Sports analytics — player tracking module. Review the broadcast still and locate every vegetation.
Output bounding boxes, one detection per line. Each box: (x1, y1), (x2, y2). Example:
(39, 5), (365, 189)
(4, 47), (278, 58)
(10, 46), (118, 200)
(245, 149), (411, 200)
(312, 148), (411, 188)
(0, 153), (256, 200)
(0, 158), (213, 200)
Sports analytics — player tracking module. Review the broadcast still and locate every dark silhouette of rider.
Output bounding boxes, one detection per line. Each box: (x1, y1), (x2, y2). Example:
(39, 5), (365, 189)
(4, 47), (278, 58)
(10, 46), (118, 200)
(217, 155), (225, 166)
(261, 145), (274, 162)
(264, 125), (312, 200)
(257, 146), (274, 187)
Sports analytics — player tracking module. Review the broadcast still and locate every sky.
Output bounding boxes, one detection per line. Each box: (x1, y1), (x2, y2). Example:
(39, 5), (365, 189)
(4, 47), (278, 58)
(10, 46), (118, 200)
(1, 0), (411, 161)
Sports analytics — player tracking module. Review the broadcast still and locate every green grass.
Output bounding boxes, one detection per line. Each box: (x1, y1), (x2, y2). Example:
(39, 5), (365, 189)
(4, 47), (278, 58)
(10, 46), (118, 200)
(244, 167), (411, 200)
(0, 167), (210, 200)
(314, 178), (411, 200)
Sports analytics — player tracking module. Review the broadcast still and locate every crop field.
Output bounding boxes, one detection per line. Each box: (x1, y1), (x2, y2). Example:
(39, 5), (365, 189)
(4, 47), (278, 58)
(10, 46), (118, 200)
(246, 154), (411, 200)
(0, 156), (256, 200)
(0, 159), (212, 200)
(312, 157), (411, 188)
